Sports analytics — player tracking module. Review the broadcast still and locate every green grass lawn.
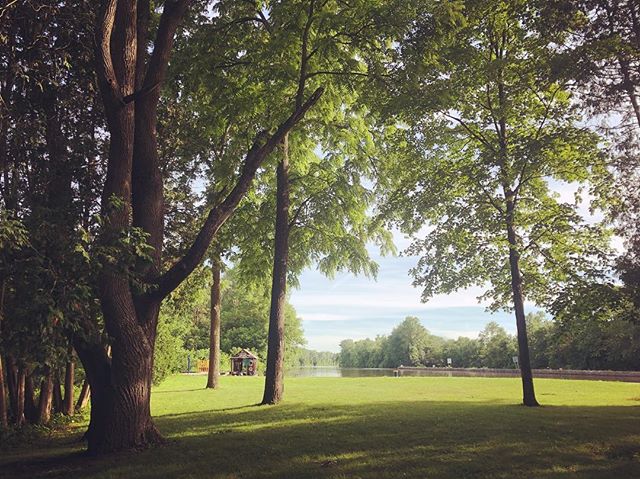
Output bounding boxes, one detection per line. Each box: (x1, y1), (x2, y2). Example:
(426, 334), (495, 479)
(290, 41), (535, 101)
(2, 375), (640, 478)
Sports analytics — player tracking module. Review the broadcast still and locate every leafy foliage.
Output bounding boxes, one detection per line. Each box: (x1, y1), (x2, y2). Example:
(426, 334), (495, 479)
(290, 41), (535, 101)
(338, 312), (640, 370)
(379, 0), (610, 311)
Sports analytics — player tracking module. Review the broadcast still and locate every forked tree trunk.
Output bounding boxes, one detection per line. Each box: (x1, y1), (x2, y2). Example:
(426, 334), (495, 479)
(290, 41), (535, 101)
(63, 358), (75, 415)
(75, 380), (90, 412)
(37, 369), (53, 425)
(87, 0), (322, 454)
(77, 317), (162, 455)
(206, 256), (222, 389)
(262, 135), (290, 405)
(506, 199), (539, 407)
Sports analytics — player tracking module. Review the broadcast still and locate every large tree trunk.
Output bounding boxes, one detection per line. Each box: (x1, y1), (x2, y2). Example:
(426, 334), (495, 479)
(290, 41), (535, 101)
(206, 255), (222, 389)
(91, 0), (162, 455)
(262, 135), (290, 405)
(91, 325), (160, 454)
(63, 357), (75, 415)
(506, 199), (539, 407)
(88, 0), (322, 454)
(75, 337), (162, 455)
(36, 368), (53, 425)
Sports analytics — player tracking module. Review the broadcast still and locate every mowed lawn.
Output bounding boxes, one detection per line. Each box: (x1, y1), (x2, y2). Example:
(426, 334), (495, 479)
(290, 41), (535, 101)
(2, 375), (640, 479)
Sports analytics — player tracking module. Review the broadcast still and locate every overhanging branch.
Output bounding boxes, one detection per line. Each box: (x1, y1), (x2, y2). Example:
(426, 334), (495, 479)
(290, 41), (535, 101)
(153, 87), (325, 299)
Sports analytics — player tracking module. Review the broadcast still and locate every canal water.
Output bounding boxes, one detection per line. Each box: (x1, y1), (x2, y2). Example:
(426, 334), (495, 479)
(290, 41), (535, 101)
(285, 366), (640, 382)
(284, 367), (518, 378)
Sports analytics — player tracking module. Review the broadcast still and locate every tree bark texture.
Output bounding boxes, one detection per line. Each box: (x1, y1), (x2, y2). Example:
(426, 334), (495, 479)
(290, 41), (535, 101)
(262, 135), (290, 405)
(506, 198), (539, 407)
(206, 255), (222, 389)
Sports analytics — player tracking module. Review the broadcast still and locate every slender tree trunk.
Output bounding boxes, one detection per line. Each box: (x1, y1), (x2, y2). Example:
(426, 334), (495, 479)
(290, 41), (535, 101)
(262, 135), (290, 405)
(6, 355), (17, 420)
(24, 373), (37, 422)
(63, 357), (75, 415)
(75, 380), (90, 412)
(0, 356), (7, 429)
(52, 373), (63, 414)
(0, 281), (6, 428)
(506, 199), (539, 407)
(206, 255), (222, 389)
(14, 367), (25, 426)
(617, 56), (640, 130)
(37, 368), (53, 425)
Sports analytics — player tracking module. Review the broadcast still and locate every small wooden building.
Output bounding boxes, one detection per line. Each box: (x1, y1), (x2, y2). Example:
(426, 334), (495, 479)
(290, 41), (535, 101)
(230, 349), (258, 376)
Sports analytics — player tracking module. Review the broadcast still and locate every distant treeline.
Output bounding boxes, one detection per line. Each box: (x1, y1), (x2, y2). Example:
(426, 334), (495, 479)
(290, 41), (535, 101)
(339, 314), (640, 371)
(295, 349), (339, 367)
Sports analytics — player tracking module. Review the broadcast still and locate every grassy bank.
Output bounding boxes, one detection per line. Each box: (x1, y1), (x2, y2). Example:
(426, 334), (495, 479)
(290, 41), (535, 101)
(2, 375), (640, 478)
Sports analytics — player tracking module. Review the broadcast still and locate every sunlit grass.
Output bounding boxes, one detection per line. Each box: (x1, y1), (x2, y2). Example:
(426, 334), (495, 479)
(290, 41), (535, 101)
(2, 375), (640, 478)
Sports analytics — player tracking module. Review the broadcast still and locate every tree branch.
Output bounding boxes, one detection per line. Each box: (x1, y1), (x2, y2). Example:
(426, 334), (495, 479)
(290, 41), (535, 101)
(444, 113), (496, 153)
(153, 87), (325, 299)
(142, 0), (192, 94)
(94, 0), (122, 109)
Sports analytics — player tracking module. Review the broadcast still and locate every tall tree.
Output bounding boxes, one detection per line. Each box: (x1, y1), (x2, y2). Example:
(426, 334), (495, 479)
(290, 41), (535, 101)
(379, 0), (608, 406)
(82, 0), (323, 454)
(264, 134), (292, 404)
(175, 0), (392, 405)
(255, 0), (392, 405)
(548, 0), (640, 308)
(385, 317), (433, 367)
(553, 0), (640, 130)
(0, 0), (103, 429)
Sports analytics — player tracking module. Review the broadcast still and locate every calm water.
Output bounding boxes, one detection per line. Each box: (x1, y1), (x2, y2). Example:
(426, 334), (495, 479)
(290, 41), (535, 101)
(285, 367), (517, 378)
(285, 366), (640, 382)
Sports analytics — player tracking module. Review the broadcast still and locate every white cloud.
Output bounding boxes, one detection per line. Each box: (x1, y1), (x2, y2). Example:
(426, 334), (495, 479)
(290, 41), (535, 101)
(299, 313), (352, 322)
(292, 182), (608, 352)
(305, 335), (368, 352)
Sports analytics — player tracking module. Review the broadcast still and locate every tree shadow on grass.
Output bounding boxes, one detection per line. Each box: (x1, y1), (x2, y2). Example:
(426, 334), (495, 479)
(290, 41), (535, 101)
(2, 400), (639, 479)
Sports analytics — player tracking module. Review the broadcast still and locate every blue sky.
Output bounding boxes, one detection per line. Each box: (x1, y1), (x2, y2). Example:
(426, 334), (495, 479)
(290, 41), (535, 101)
(291, 248), (518, 352)
(290, 180), (612, 353)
